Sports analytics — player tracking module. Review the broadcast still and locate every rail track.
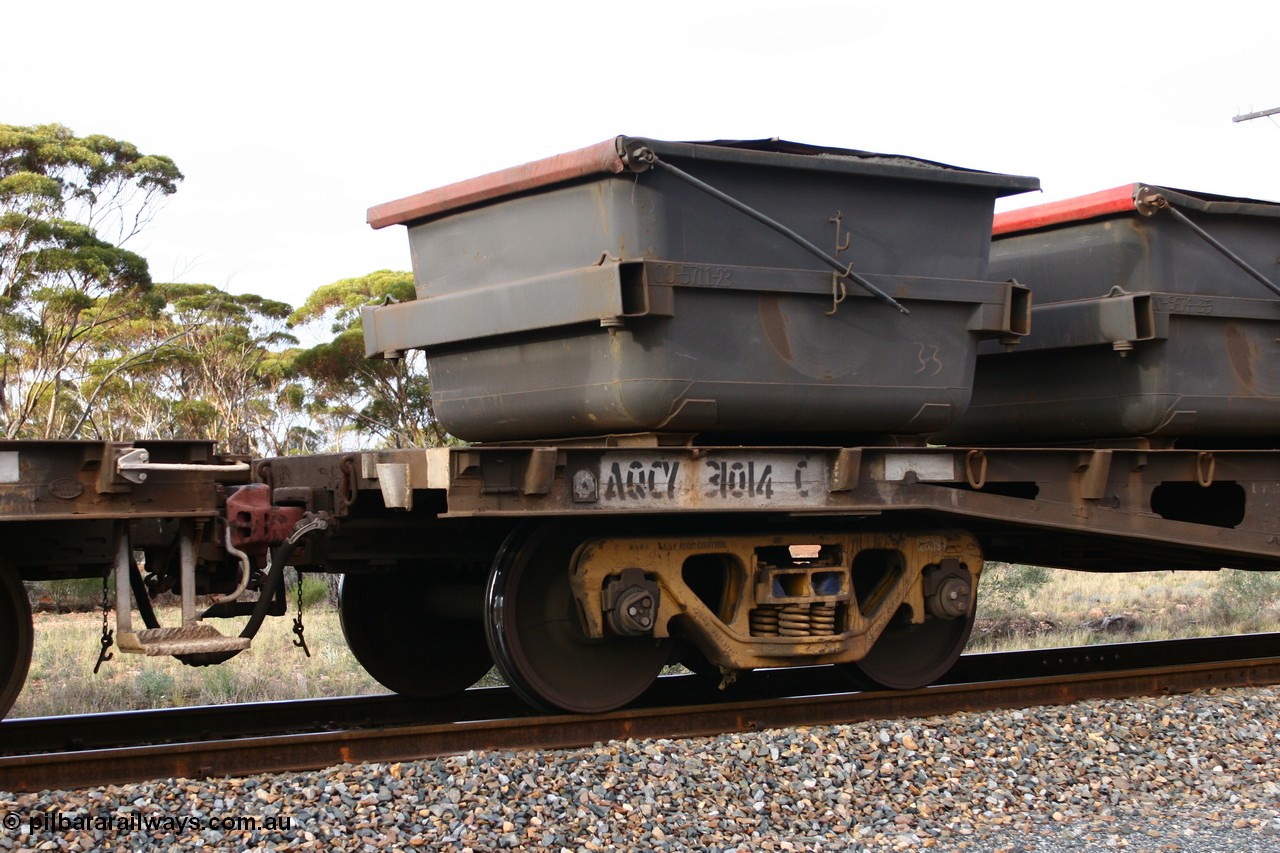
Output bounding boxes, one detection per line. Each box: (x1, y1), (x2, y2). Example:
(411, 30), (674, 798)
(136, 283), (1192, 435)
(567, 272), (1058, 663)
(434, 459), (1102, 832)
(4, 633), (1280, 793)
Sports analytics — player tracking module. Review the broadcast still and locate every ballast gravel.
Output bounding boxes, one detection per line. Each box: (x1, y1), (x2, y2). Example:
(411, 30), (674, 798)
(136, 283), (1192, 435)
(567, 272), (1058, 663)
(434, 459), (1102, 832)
(4, 686), (1280, 851)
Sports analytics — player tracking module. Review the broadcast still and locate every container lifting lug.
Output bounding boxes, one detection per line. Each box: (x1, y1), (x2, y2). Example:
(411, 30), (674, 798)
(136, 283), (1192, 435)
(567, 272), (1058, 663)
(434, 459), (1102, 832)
(1134, 186), (1166, 218)
(618, 138), (658, 173)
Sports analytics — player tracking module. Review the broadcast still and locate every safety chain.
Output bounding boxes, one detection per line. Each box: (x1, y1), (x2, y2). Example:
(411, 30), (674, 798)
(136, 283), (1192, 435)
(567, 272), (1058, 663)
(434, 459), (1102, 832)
(93, 574), (114, 674)
(292, 573), (311, 657)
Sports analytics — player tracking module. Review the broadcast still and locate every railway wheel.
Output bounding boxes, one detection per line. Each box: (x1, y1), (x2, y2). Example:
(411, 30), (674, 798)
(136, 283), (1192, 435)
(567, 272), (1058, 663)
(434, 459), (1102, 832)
(485, 523), (672, 714)
(1, 570), (33, 720)
(846, 606), (975, 690)
(340, 571), (492, 699)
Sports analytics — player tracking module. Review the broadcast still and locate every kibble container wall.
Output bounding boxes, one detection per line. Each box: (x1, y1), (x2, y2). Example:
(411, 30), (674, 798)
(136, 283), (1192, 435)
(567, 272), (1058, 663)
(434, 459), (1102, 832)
(939, 187), (1280, 445)
(382, 138), (1038, 442)
(408, 159), (1006, 300)
(988, 209), (1280, 301)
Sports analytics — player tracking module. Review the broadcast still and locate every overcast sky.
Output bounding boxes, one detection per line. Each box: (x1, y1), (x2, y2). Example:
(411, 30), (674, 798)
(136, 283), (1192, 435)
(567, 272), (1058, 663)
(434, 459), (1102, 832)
(4, 1), (1277, 309)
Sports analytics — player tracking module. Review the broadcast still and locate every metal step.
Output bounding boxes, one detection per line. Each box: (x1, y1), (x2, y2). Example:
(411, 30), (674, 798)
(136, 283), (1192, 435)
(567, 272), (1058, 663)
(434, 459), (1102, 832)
(117, 625), (251, 657)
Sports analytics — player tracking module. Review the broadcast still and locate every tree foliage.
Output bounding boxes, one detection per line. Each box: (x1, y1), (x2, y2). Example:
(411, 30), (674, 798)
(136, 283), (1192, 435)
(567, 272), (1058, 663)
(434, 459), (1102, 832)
(0, 123), (441, 453)
(79, 283), (304, 455)
(0, 123), (182, 438)
(976, 562), (1052, 618)
(288, 270), (448, 448)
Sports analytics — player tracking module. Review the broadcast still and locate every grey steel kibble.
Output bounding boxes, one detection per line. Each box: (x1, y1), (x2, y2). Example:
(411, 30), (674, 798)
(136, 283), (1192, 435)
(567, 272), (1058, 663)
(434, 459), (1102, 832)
(3, 686), (1280, 851)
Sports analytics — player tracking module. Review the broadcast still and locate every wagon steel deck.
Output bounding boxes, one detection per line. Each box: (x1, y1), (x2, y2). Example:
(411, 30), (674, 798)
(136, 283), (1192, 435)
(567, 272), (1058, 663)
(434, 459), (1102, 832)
(259, 441), (1280, 574)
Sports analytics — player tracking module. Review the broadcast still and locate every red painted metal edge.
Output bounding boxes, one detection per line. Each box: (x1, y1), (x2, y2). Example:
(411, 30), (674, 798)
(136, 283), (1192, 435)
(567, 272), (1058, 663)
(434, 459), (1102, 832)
(367, 137), (626, 230)
(993, 184), (1140, 236)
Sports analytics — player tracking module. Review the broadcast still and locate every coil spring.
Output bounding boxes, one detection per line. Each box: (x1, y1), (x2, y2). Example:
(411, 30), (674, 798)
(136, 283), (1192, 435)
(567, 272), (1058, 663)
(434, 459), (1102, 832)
(809, 604), (837, 635)
(750, 604), (839, 638)
(749, 605), (780, 636)
(778, 604), (810, 637)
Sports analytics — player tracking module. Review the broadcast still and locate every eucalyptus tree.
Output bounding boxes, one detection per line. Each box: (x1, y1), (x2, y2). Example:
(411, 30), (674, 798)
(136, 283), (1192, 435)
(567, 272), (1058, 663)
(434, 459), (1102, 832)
(93, 283), (303, 455)
(0, 123), (181, 438)
(288, 270), (446, 448)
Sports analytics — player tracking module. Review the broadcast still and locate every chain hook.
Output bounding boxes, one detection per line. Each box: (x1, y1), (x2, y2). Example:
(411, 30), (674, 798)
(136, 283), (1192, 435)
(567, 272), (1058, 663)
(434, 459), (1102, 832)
(93, 573), (114, 674)
(826, 269), (849, 316)
(292, 573), (311, 657)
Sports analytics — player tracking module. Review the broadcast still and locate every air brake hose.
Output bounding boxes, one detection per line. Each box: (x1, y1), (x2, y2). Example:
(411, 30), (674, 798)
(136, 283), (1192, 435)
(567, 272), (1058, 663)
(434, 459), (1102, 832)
(236, 514), (330, 640)
(128, 556), (161, 631)
(177, 515), (328, 667)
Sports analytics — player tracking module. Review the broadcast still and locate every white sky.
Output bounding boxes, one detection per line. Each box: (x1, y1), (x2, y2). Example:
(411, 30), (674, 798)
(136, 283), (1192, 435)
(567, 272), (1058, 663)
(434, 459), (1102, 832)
(4, 1), (1278, 310)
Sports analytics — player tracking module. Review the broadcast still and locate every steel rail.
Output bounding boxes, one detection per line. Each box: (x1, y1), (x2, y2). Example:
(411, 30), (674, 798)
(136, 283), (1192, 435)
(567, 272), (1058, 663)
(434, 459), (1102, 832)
(4, 634), (1280, 792)
(4, 657), (1278, 792)
(7, 633), (1277, 758)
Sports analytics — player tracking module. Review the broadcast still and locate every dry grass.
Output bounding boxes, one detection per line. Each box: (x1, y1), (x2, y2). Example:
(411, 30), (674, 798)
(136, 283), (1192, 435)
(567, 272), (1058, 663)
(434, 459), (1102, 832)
(11, 606), (388, 719)
(968, 565), (1280, 652)
(11, 566), (1280, 718)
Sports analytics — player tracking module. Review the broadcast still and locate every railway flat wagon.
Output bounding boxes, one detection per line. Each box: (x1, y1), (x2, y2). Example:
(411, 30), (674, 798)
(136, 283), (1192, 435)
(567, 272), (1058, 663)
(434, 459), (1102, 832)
(4, 138), (1280, 722)
(0, 441), (254, 719)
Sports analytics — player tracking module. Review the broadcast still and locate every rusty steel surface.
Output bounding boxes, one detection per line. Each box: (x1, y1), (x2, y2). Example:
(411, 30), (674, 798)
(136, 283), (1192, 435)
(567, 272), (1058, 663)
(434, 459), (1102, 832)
(8, 633), (1278, 755)
(570, 529), (982, 670)
(950, 184), (1280, 446)
(366, 137), (626, 229)
(4, 651), (1280, 793)
(992, 184), (1140, 235)
(0, 691), (534, 757)
(315, 443), (1280, 572)
(224, 482), (306, 560)
(0, 440), (245, 523)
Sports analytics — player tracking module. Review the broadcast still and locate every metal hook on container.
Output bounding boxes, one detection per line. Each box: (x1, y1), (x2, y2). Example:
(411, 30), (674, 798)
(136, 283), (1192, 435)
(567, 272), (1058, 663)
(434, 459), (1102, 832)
(826, 269), (849, 316)
(624, 144), (909, 315)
